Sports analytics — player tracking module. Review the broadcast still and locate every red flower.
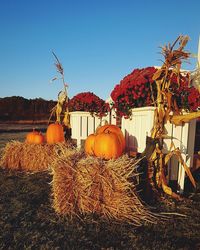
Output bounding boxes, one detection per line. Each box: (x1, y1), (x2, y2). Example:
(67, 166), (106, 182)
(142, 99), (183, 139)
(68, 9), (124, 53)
(68, 92), (109, 117)
(111, 67), (157, 118)
(110, 66), (200, 118)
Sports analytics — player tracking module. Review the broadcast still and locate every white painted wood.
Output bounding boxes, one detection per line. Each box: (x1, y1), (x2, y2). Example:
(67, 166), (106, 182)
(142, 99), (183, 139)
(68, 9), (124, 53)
(121, 107), (156, 153)
(70, 111), (116, 148)
(163, 120), (196, 193)
(70, 112), (100, 147)
(121, 107), (197, 193)
(87, 116), (95, 135)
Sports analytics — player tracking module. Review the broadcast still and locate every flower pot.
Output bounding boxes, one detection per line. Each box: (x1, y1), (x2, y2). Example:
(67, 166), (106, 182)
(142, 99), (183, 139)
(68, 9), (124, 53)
(163, 119), (196, 193)
(70, 111), (117, 147)
(70, 111), (100, 147)
(121, 107), (156, 153)
(121, 106), (197, 193)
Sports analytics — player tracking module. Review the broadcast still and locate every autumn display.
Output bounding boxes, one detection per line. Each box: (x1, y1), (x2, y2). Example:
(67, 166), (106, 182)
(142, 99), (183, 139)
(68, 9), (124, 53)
(1, 35), (200, 228)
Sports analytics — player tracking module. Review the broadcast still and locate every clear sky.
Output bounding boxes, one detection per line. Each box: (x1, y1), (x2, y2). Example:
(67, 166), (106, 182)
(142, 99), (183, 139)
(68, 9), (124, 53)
(0, 0), (200, 101)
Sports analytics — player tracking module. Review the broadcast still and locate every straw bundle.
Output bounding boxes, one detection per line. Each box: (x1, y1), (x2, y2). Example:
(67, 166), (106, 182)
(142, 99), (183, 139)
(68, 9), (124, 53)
(0, 141), (72, 172)
(51, 148), (157, 225)
(51, 148), (84, 215)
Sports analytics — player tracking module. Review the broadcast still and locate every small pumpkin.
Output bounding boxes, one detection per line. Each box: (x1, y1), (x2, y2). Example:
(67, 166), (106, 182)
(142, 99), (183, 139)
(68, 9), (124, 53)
(93, 131), (123, 159)
(26, 130), (44, 144)
(33, 132), (45, 144)
(96, 124), (125, 152)
(46, 123), (65, 144)
(84, 133), (96, 156)
(26, 130), (39, 143)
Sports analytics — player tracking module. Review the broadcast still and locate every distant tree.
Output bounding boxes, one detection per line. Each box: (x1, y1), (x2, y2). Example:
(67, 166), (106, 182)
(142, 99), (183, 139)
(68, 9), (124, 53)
(0, 96), (56, 122)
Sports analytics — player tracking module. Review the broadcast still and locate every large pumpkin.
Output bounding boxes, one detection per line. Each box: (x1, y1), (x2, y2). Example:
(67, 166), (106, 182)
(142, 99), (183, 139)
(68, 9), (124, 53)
(96, 124), (125, 152)
(84, 133), (96, 156)
(26, 130), (44, 144)
(93, 131), (123, 159)
(46, 123), (65, 144)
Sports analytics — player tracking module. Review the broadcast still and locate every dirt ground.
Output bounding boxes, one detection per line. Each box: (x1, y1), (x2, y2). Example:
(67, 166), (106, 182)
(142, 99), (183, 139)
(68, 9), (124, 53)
(0, 168), (200, 250)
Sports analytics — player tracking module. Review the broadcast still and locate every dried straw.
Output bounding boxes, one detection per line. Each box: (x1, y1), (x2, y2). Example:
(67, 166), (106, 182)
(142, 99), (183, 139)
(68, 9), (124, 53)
(51, 147), (84, 215)
(0, 141), (73, 172)
(51, 148), (157, 226)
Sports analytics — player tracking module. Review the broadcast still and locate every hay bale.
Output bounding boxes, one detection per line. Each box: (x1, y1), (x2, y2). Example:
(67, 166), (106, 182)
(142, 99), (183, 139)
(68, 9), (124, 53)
(51, 149), (157, 226)
(51, 148), (84, 215)
(0, 141), (73, 172)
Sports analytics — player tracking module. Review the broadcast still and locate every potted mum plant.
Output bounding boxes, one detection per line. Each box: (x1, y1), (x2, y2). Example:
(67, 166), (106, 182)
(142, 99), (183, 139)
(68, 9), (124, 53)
(68, 92), (110, 147)
(69, 91), (109, 117)
(110, 66), (200, 154)
(111, 66), (157, 119)
(110, 67), (158, 152)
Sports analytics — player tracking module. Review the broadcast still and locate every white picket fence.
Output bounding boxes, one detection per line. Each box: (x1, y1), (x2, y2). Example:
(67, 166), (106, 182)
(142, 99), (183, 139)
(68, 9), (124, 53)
(70, 107), (196, 193)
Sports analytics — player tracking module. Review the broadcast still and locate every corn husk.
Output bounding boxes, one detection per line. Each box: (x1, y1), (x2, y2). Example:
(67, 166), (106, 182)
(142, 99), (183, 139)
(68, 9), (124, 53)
(170, 111), (200, 125)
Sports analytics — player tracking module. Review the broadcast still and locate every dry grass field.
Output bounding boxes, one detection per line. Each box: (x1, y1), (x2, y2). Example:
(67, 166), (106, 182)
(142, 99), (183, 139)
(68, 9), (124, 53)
(0, 130), (200, 249)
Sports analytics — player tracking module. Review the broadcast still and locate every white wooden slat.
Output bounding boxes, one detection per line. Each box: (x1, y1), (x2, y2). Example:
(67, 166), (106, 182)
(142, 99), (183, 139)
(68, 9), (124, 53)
(121, 107), (156, 153)
(70, 111), (104, 148)
(110, 110), (117, 125)
(177, 120), (196, 192)
(94, 116), (101, 130)
(163, 120), (196, 192)
(87, 116), (95, 135)
(81, 115), (88, 139)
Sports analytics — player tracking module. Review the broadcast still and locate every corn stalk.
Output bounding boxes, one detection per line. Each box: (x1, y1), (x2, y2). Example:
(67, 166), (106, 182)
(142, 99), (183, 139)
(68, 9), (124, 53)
(147, 35), (197, 198)
(49, 52), (70, 129)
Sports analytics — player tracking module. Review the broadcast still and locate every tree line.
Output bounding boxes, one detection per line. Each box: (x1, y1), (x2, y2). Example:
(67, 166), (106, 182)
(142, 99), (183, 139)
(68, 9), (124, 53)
(0, 96), (57, 122)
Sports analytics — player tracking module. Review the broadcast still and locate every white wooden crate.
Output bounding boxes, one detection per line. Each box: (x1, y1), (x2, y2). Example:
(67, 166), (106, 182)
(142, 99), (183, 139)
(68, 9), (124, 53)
(163, 120), (196, 192)
(70, 110), (116, 148)
(121, 107), (156, 153)
(121, 107), (196, 193)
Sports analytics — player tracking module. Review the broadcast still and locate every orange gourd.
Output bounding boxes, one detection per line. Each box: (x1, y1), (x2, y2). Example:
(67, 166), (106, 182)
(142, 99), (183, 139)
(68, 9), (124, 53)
(46, 123), (65, 144)
(96, 124), (125, 152)
(26, 130), (38, 143)
(93, 131), (123, 159)
(33, 133), (45, 144)
(26, 130), (44, 144)
(84, 133), (96, 156)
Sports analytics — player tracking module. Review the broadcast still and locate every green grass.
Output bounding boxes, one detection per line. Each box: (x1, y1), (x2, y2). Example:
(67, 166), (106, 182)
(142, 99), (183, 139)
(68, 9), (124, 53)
(1, 168), (200, 250)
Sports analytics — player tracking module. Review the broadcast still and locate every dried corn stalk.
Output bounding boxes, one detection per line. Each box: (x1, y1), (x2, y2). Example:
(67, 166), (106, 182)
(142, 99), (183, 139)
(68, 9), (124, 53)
(49, 52), (70, 128)
(147, 35), (197, 198)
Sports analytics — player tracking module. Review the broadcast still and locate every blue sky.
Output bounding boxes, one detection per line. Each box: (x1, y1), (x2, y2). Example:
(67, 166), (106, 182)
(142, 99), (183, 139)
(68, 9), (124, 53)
(0, 0), (200, 101)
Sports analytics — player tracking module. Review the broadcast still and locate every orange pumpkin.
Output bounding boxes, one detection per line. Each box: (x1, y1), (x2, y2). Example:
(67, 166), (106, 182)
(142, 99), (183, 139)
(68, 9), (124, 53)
(26, 130), (39, 143)
(33, 132), (45, 144)
(84, 133), (96, 156)
(93, 131), (123, 159)
(26, 130), (44, 144)
(46, 123), (65, 144)
(96, 124), (125, 152)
